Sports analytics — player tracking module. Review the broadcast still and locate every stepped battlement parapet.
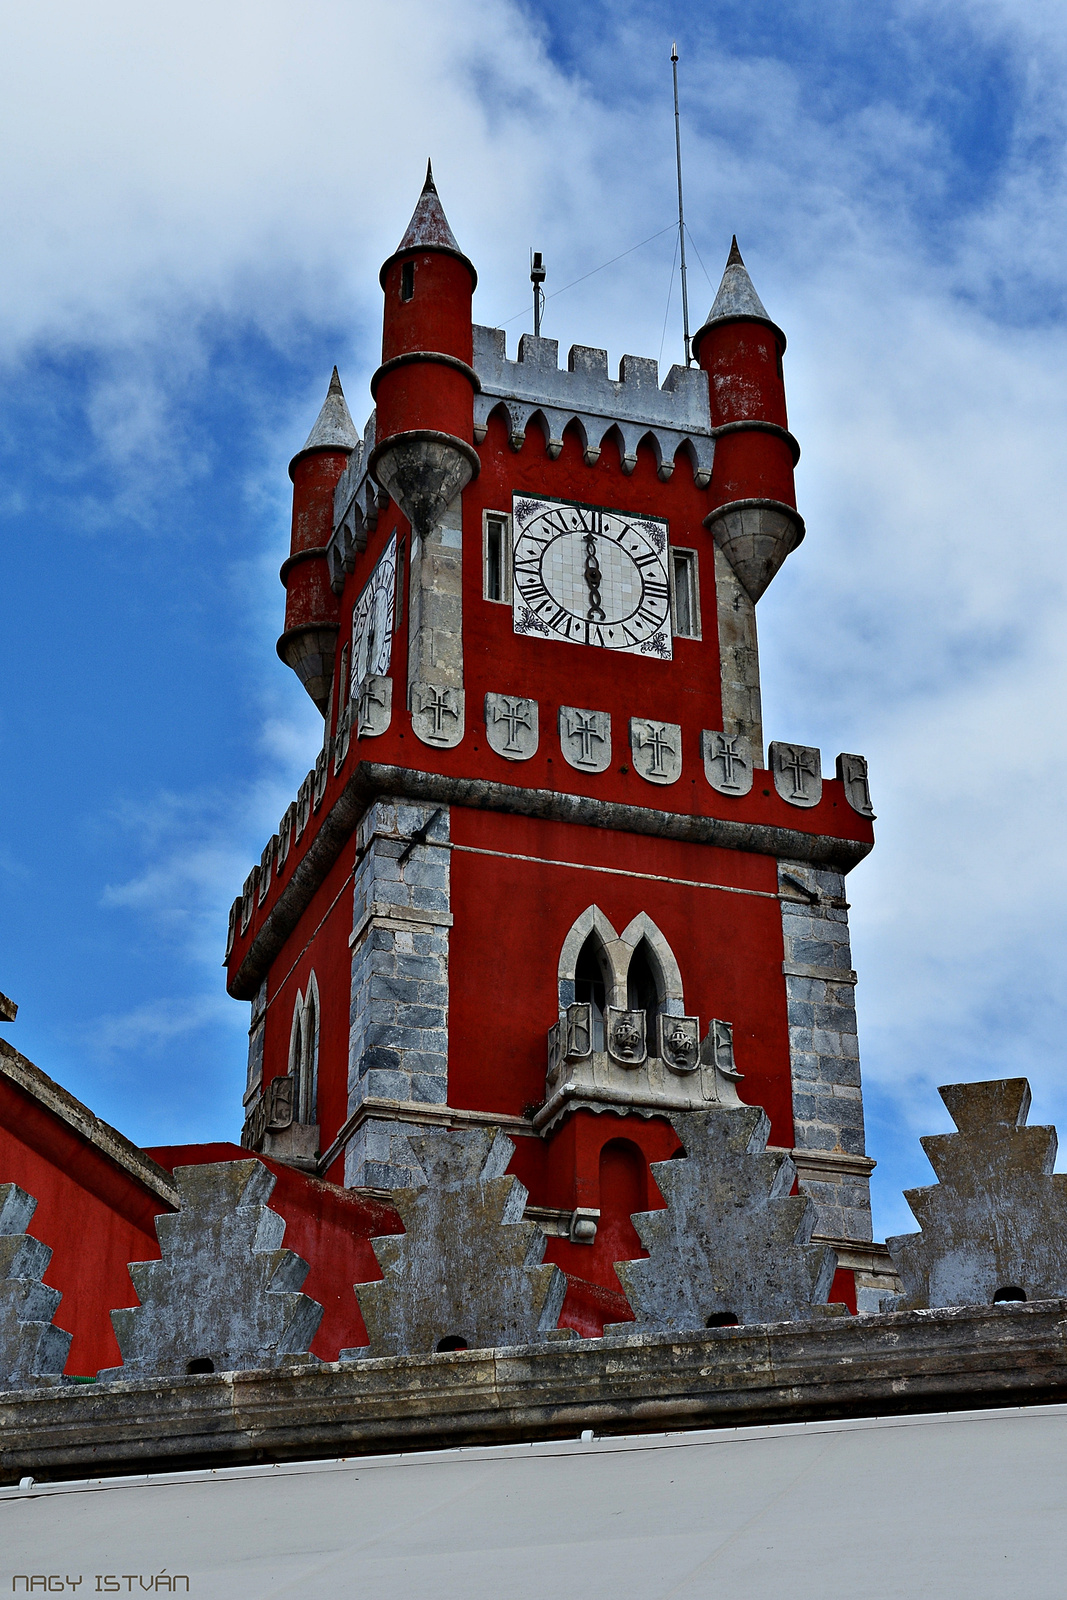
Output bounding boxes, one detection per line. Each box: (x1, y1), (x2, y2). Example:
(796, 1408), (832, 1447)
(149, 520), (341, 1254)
(470, 326), (714, 481)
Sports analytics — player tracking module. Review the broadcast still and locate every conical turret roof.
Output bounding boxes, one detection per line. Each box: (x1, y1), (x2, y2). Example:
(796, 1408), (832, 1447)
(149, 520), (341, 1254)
(692, 237), (784, 359)
(397, 160), (461, 253)
(289, 368), (358, 475)
(379, 161), (477, 288)
(707, 237), (770, 322)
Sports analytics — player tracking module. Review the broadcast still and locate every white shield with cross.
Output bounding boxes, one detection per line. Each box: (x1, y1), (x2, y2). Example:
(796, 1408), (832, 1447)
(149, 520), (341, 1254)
(485, 693), (539, 761)
(630, 718), (682, 785)
(559, 706), (612, 773)
(702, 729), (754, 796)
(411, 684), (465, 749)
(769, 740), (822, 807)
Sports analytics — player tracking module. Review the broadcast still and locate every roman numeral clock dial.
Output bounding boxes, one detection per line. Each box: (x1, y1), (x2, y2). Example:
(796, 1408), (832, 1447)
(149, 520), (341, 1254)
(512, 496), (673, 659)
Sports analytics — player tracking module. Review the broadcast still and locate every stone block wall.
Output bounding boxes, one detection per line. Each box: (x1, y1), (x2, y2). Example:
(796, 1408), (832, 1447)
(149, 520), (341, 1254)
(345, 799), (452, 1189)
(778, 858), (873, 1244)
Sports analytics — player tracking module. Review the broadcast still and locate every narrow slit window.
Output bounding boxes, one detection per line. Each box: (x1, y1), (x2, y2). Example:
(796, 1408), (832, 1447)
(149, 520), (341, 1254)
(484, 514), (510, 603)
(574, 934), (607, 1051)
(671, 549), (700, 638)
(626, 940), (661, 1042)
(400, 260), (415, 302)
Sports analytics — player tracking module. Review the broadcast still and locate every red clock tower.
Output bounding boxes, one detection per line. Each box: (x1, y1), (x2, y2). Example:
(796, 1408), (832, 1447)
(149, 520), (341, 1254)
(226, 166), (878, 1331)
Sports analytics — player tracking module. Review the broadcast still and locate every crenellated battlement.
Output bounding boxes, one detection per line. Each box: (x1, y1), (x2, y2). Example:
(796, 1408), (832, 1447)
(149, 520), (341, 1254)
(471, 327), (714, 482)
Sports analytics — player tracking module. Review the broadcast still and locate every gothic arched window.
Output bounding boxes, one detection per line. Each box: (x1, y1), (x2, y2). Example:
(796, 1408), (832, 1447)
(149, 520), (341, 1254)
(574, 934), (608, 1050)
(288, 973), (320, 1126)
(626, 938), (662, 1042)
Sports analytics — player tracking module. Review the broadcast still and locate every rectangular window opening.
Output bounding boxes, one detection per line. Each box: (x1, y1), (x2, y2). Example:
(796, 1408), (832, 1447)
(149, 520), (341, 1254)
(671, 549), (700, 638)
(484, 513), (511, 603)
(400, 260), (415, 302)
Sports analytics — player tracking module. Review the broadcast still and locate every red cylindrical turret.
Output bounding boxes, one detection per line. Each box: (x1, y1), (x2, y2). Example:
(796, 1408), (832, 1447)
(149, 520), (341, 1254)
(369, 163), (479, 538)
(277, 368), (358, 712)
(694, 238), (804, 602)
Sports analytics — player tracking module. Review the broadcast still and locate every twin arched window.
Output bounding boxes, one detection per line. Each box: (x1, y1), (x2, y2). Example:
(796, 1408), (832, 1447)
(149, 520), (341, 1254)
(563, 909), (684, 1049)
(288, 973), (320, 1126)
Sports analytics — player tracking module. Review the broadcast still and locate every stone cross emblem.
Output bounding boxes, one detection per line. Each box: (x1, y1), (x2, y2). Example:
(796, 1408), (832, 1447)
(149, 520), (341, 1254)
(559, 706), (612, 773)
(357, 674), (392, 740)
(485, 693), (538, 761)
(630, 718), (683, 785)
(411, 684), (464, 749)
(769, 741), (822, 808)
(702, 730), (753, 796)
(837, 752), (875, 817)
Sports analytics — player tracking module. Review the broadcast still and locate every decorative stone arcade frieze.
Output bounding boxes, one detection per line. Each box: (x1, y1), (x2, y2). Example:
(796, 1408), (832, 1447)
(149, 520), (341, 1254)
(345, 799), (453, 1190)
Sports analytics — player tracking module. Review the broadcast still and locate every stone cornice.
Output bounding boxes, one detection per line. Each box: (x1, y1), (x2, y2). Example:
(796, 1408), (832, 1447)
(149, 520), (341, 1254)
(2, 1302), (1065, 1483)
(228, 762), (874, 1000)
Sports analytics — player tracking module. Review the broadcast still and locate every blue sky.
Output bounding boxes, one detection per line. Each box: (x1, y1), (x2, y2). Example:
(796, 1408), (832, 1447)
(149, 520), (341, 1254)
(2, 0), (1067, 1240)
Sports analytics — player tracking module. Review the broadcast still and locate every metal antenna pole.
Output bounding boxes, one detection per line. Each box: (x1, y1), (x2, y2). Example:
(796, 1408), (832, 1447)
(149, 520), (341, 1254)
(530, 250), (546, 336)
(671, 43), (692, 366)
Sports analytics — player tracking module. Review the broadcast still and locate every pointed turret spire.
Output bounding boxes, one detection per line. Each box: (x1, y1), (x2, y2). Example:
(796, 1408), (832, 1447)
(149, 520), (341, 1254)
(706, 236), (770, 324)
(380, 162), (477, 289)
(396, 160), (462, 253)
(298, 367), (359, 456)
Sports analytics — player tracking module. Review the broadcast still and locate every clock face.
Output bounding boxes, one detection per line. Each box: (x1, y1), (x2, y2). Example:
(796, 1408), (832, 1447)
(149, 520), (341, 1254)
(351, 532), (397, 690)
(512, 496), (672, 659)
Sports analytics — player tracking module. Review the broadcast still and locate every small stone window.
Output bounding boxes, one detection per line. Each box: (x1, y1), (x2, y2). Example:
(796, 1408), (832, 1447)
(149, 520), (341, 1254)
(993, 1286), (1027, 1304)
(483, 512), (511, 603)
(400, 260), (415, 302)
(670, 548), (700, 638)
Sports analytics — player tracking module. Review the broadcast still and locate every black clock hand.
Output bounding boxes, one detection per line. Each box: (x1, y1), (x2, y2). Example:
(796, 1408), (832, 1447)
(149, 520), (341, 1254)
(583, 532), (606, 621)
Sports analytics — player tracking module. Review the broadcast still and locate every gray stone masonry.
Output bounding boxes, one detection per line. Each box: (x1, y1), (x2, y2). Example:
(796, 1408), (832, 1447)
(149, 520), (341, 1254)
(0, 1185), (71, 1390)
(714, 545), (763, 763)
(779, 858), (873, 1244)
(349, 1127), (567, 1357)
(102, 1161), (322, 1379)
(345, 799), (452, 1190)
(407, 500), (463, 704)
(2, 1301), (1065, 1478)
(470, 326), (714, 482)
(887, 1078), (1067, 1311)
(608, 1108), (838, 1334)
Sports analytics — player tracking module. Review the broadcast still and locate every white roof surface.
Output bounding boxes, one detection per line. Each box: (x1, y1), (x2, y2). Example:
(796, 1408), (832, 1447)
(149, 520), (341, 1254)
(3, 1402), (1066, 1598)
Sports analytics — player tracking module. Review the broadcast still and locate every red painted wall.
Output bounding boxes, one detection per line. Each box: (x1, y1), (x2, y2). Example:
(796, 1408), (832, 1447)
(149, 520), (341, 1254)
(0, 1072), (167, 1376)
(228, 409), (871, 989)
(447, 807), (793, 1141)
(257, 836), (356, 1164)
